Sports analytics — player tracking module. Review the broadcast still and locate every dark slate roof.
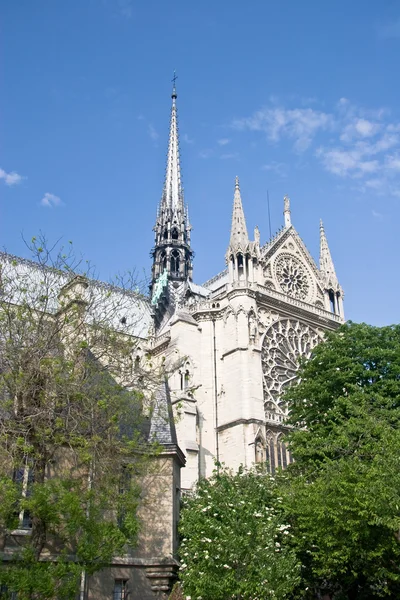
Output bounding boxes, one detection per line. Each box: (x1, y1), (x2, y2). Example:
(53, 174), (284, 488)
(149, 379), (178, 445)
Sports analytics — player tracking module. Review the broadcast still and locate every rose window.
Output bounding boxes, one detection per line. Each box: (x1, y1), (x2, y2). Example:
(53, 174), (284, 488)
(262, 319), (321, 417)
(275, 255), (309, 300)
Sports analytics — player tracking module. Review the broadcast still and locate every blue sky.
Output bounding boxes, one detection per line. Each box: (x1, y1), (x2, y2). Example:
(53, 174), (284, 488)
(1, 1), (399, 325)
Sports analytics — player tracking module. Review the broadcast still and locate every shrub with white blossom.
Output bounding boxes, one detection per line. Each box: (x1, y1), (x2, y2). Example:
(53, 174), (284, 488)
(178, 465), (300, 600)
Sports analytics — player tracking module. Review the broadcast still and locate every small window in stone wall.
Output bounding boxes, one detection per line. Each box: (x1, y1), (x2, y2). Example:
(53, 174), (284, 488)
(180, 362), (191, 392)
(113, 579), (129, 600)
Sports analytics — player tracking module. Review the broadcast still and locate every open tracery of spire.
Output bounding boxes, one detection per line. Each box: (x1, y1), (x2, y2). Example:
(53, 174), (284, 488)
(319, 219), (339, 289)
(229, 176), (249, 251)
(161, 82), (184, 213)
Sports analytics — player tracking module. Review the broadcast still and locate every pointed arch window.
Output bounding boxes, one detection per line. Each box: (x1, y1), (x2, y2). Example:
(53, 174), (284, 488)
(163, 229), (168, 240)
(336, 292), (341, 314)
(171, 250), (180, 275)
(160, 251), (167, 271)
(277, 435), (288, 470)
(180, 361), (191, 392)
(328, 289), (336, 314)
(265, 432), (275, 475)
(171, 227), (179, 240)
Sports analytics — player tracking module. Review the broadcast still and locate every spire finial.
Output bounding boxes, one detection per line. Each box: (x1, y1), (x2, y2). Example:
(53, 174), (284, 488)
(171, 70), (178, 99)
(235, 175), (240, 190)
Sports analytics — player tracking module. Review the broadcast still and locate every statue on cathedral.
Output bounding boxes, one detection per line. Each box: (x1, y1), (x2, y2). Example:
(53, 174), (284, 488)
(151, 270), (168, 306)
(284, 195), (290, 212)
(248, 311), (257, 343)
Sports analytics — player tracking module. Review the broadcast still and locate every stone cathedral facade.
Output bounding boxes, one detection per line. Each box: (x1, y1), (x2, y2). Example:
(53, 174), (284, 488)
(150, 83), (345, 491)
(0, 82), (345, 599)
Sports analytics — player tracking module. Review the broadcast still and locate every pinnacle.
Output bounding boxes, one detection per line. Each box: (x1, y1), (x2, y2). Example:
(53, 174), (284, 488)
(319, 219), (338, 289)
(229, 176), (249, 250)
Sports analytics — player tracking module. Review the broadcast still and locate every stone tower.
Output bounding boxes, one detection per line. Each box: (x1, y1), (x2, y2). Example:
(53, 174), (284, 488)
(151, 81), (193, 330)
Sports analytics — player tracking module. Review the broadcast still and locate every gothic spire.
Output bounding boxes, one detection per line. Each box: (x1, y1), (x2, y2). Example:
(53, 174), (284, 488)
(161, 77), (183, 213)
(229, 176), (249, 250)
(319, 219), (339, 289)
(151, 77), (193, 324)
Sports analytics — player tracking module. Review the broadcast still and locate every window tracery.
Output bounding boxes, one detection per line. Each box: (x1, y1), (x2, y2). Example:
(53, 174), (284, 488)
(275, 254), (310, 300)
(179, 360), (192, 393)
(262, 319), (321, 414)
(171, 250), (180, 275)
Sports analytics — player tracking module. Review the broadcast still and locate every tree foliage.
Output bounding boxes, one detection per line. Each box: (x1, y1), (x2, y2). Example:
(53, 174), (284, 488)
(178, 323), (400, 600)
(282, 322), (400, 599)
(0, 237), (160, 599)
(178, 465), (301, 600)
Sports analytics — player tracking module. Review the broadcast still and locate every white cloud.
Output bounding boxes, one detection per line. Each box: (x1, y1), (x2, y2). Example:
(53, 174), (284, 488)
(199, 149), (214, 159)
(182, 133), (194, 144)
(0, 167), (23, 186)
(340, 118), (381, 142)
(317, 147), (380, 178)
(372, 209), (383, 219)
(41, 193), (63, 208)
(233, 106), (333, 152)
(386, 154), (400, 171)
(148, 124), (159, 142)
(233, 96), (400, 196)
(217, 138), (230, 146)
(262, 161), (287, 177)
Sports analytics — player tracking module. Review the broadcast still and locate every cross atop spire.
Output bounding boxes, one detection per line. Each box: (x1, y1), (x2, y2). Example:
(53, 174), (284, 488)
(319, 219), (339, 290)
(161, 75), (183, 212)
(229, 176), (249, 251)
(171, 70), (178, 99)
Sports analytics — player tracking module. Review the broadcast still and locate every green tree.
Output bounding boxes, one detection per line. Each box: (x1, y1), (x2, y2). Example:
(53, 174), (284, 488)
(282, 322), (400, 600)
(178, 465), (301, 600)
(0, 238), (161, 599)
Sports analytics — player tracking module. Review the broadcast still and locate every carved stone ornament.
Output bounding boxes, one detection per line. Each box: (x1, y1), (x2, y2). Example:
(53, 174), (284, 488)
(262, 319), (321, 412)
(275, 254), (310, 300)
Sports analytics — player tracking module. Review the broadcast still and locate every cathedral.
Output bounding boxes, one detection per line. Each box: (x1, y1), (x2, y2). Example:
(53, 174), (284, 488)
(150, 81), (345, 491)
(0, 81), (345, 599)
